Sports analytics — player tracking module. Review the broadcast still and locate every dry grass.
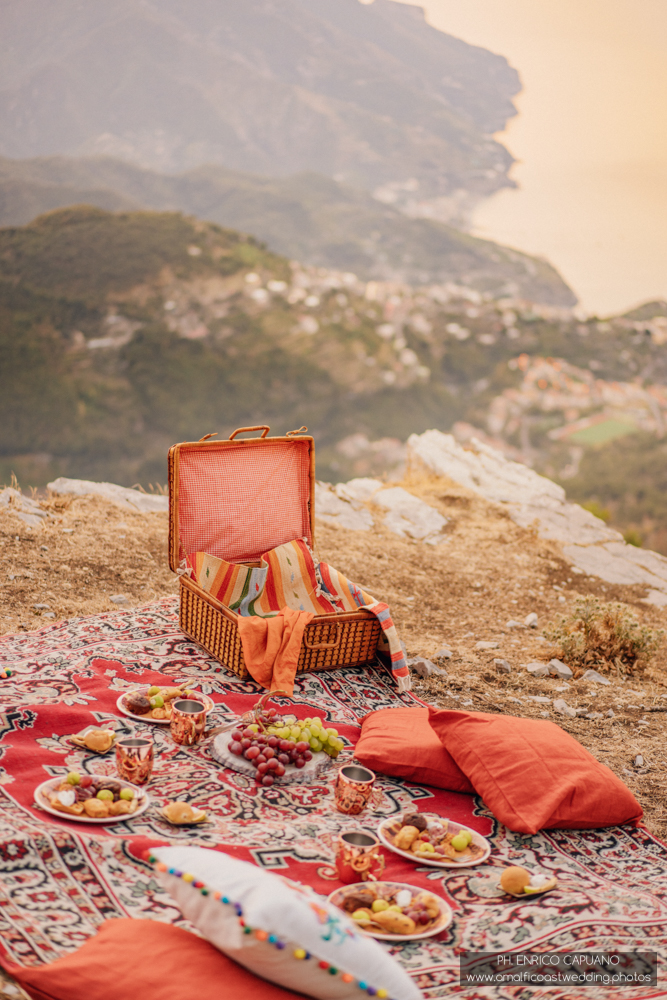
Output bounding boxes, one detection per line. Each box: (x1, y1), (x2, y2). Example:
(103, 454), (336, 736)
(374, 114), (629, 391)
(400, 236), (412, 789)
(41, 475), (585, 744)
(1, 473), (666, 843)
(0, 493), (176, 632)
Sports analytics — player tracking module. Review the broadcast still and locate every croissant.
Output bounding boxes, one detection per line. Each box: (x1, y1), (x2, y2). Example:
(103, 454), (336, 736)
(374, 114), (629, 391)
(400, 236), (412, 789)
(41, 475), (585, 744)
(164, 801), (200, 823)
(108, 799), (132, 816)
(83, 729), (115, 752)
(371, 910), (416, 935)
(83, 798), (109, 818)
(394, 825), (421, 851)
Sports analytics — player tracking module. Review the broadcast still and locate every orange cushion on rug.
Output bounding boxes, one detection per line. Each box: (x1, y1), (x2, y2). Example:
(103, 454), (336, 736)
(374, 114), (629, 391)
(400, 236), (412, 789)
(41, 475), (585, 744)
(428, 707), (643, 834)
(356, 707), (474, 793)
(6, 919), (305, 1000)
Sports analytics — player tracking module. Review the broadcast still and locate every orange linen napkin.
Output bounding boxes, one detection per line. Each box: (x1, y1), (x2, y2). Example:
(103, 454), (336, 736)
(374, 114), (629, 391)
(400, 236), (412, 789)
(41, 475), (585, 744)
(236, 607), (314, 696)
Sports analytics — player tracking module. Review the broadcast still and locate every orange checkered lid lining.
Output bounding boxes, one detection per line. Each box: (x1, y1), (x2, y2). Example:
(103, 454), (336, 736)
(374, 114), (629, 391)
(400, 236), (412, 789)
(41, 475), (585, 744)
(177, 440), (312, 565)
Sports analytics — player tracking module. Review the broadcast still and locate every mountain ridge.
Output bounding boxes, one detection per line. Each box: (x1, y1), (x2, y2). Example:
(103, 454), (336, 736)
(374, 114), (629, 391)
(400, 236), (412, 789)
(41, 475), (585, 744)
(0, 0), (518, 212)
(0, 155), (575, 305)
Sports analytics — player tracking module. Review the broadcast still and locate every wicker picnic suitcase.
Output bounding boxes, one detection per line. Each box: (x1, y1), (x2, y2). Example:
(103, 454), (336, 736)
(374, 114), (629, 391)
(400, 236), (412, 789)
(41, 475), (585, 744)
(168, 425), (381, 679)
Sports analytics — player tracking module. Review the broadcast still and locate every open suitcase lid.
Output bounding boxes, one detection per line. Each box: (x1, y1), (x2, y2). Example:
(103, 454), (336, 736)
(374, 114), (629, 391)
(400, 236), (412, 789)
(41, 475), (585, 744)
(168, 426), (315, 572)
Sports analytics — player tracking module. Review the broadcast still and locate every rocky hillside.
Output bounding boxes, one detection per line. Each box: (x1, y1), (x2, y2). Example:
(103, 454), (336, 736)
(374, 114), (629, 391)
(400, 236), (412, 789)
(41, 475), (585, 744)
(0, 156), (575, 302)
(4, 205), (667, 549)
(0, 0), (518, 212)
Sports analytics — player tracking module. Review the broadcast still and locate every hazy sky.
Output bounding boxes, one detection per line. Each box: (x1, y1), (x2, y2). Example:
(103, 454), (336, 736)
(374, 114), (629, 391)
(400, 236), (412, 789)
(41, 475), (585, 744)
(396, 0), (667, 315)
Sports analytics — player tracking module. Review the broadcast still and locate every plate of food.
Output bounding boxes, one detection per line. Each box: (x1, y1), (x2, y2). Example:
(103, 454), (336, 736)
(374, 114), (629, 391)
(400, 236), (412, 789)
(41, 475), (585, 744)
(328, 881), (452, 942)
(116, 683), (214, 724)
(499, 866), (558, 898)
(68, 726), (117, 755)
(34, 771), (149, 824)
(212, 712), (342, 786)
(378, 810), (490, 868)
(160, 801), (208, 825)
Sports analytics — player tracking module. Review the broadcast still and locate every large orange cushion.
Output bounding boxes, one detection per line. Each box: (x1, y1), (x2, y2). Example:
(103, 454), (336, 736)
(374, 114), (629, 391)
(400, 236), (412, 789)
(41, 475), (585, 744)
(356, 707), (474, 793)
(428, 708), (643, 834)
(5, 919), (305, 1000)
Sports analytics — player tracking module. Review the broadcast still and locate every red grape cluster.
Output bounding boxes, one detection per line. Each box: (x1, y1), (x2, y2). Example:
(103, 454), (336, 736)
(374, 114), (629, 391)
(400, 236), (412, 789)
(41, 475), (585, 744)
(229, 727), (313, 786)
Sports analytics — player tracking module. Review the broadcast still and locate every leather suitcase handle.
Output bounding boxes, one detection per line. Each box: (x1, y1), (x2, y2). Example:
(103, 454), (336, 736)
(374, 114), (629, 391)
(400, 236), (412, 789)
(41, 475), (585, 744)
(303, 624), (342, 650)
(229, 425), (270, 440)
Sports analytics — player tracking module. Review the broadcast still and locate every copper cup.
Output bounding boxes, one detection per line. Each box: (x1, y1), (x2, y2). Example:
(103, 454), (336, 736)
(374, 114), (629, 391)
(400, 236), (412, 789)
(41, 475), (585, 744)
(335, 831), (385, 884)
(115, 736), (154, 785)
(334, 764), (376, 815)
(170, 698), (207, 746)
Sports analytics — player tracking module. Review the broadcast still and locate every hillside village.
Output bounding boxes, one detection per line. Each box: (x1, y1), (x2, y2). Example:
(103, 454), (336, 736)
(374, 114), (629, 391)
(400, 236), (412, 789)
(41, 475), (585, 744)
(3, 206), (667, 553)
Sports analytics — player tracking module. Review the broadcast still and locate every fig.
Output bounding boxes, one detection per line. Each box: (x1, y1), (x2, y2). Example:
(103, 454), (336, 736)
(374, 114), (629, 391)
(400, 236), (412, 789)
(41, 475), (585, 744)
(125, 692), (151, 715)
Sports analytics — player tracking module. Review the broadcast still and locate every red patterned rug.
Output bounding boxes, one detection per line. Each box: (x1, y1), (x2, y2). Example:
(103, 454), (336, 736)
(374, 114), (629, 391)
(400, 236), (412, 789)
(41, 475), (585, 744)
(0, 599), (665, 998)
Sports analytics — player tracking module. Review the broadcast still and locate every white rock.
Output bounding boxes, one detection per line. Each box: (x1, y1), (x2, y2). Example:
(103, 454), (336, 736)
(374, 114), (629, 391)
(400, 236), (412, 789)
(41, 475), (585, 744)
(607, 708), (615, 717)
(372, 487), (448, 543)
(408, 657), (447, 679)
(506, 620), (525, 629)
(0, 487), (50, 527)
(634, 754), (644, 767)
(562, 544), (646, 587)
(525, 661), (549, 677)
(642, 590), (667, 607)
(314, 483), (374, 531)
(604, 541), (667, 583)
(407, 430), (565, 504)
(407, 430), (667, 597)
(581, 669), (611, 685)
(47, 478), (168, 513)
(525, 695), (551, 703)
(493, 658), (512, 673)
(553, 698), (577, 718)
(475, 641), (499, 650)
(335, 478), (383, 503)
(509, 499), (621, 545)
(585, 712), (603, 719)
(548, 658), (573, 679)
(109, 595), (129, 605)
(524, 612), (538, 628)
(435, 647), (453, 659)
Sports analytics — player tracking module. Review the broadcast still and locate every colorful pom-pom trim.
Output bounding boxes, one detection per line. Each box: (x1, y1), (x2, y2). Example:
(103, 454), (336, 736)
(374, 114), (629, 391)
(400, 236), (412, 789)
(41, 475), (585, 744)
(0, 670), (11, 679)
(148, 855), (395, 998)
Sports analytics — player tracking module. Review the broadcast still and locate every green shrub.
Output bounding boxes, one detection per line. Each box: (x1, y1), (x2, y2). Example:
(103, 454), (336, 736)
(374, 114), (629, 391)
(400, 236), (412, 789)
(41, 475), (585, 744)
(581, 500), (611, 523)
(544, 596), (663, 677)
(623, 528), (643, 547)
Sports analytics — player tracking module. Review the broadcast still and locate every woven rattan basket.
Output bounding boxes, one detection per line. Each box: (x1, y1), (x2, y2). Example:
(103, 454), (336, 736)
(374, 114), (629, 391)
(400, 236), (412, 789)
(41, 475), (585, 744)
(168, 426), (381, 679)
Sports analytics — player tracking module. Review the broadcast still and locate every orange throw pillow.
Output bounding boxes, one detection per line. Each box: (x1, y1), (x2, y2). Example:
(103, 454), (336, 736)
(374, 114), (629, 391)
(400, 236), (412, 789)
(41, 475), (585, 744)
(428, 708), (643, 834)
(356, 707), (474, 793)
(6, 919), (305, 1000)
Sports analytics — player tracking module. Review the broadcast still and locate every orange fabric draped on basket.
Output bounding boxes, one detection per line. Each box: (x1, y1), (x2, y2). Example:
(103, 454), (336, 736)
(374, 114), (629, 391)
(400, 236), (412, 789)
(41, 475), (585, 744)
(186, 537), (410, 692)
(236, 608), (314, 695)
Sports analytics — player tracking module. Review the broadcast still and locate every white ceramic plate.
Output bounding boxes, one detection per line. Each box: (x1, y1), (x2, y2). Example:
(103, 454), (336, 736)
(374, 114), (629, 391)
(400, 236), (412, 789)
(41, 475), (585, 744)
(377, 813), (491, 868)
(34, 777), (150, 824)
(116, 686), (215, 725)
(327, 881), (452, 942)
(68, 725), (118, 755)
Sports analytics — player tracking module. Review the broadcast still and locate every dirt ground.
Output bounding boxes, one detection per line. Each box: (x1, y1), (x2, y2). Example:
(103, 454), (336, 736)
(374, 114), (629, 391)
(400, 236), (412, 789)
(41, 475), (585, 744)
(1, 475), (666, 848)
